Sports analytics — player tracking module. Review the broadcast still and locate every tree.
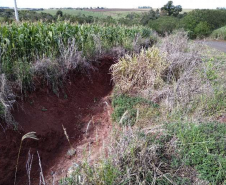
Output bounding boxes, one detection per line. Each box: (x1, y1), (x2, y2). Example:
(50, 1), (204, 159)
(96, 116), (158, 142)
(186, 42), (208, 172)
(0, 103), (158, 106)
(161, 1), (182, 17)
(56, 10), (63, 17)
(141, 8), (159, 25)
(149, 16), (179, 35)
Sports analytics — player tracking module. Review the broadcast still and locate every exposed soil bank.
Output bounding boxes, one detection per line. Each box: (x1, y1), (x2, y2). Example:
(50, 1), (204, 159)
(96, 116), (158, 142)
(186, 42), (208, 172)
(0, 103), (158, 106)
(0, 57), (114, 185)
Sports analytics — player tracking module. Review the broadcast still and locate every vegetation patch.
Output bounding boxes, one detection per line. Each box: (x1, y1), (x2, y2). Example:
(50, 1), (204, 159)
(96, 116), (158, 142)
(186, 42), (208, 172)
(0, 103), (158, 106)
(0, 22), (153, 88)
(167, 122), (226, 184)
(112, 94), (159, 126)
(60, 128), (193, 185)
(111, 47), (166, 93)
(211, 26), (226, 40)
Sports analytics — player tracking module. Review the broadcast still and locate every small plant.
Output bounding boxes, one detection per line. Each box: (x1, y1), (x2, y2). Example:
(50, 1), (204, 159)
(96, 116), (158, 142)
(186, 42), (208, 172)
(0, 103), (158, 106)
(62, 124), (76, 157)
(14, 132), (39, 185)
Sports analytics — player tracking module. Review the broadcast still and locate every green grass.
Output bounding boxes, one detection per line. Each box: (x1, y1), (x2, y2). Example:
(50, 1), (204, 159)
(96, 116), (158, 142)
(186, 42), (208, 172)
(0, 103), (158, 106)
(211, 26), (226, 40)
(167, 122), (226, 184)
(112, 94), (158, 125)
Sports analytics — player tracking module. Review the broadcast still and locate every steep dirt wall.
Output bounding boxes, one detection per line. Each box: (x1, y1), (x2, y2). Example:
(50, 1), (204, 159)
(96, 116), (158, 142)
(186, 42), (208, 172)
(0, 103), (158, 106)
(0, 57), (114, 185)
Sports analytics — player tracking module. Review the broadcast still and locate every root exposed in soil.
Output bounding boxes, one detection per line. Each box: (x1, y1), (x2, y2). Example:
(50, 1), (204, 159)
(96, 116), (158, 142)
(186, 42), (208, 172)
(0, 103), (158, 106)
(0, 57), (114, 185)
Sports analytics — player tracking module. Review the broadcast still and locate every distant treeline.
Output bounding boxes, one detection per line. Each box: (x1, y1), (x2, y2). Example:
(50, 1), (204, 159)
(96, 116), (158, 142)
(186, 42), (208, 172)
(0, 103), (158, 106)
(1, 1), (226, 39)
(0, 7), (44, 11)
(138, 6), (151, 9)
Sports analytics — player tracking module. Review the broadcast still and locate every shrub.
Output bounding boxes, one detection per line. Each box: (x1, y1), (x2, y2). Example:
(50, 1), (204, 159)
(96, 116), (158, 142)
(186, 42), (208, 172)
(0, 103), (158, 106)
(148, 16), (179, 35)
(181, 9), (226, 38)
(211, 26), (226, 40)
(194, 21), (211, 38)
(111, 47), (166, 93)
(56, 10), (63, 17)
(112, 31), (224, 121)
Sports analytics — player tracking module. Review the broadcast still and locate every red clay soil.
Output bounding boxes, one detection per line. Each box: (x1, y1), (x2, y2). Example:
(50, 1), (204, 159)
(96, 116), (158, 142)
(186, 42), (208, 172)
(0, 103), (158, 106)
(0, 57), (114, 185)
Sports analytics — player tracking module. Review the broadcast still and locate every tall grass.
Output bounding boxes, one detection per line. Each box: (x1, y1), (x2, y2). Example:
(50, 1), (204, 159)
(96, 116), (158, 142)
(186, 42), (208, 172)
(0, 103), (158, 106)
(211, 26), (226, 40)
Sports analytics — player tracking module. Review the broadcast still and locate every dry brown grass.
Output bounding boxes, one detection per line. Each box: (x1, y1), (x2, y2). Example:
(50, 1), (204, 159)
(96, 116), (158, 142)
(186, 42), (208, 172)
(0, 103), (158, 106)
(111, 31), (216, 121)
(61, 126), (198, 184)
(14, 132), (38, 185)
(111, 47), (166, 93)
(0, 74), (16, 128)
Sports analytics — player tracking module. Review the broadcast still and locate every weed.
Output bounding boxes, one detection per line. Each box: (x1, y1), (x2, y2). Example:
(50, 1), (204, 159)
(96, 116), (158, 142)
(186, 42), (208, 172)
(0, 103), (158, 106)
(111, 47), (166, 93)
(62, 124), (76, 157)
(14, 132), (38, 185)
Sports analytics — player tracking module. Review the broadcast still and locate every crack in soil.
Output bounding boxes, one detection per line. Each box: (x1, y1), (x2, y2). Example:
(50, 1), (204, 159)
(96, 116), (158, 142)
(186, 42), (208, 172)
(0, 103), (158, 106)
(0, 57), (114, 185)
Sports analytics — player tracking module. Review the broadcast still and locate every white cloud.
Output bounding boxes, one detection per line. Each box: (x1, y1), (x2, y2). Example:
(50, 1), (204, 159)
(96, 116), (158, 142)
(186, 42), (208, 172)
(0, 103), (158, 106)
(1, 0), (225, 9)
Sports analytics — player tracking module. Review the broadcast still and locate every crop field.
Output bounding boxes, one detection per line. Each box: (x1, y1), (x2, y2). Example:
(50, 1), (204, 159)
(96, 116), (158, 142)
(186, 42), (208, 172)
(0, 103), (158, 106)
(41, 9), (108, 18)
(41, 8), (150, 18)
(41, 8), (193, 19)
(0, 22), (152, 91)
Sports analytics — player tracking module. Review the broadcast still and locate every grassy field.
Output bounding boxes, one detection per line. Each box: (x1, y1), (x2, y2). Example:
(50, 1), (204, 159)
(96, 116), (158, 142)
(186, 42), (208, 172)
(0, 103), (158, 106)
(40, 8), (193, 19)
(40, 8), (150, 19)
(41, 9), (108, 18)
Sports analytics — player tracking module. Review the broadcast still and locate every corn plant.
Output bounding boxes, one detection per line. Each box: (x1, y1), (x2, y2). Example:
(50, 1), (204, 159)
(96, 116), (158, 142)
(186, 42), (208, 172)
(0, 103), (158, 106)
(0, 22), (153, 90)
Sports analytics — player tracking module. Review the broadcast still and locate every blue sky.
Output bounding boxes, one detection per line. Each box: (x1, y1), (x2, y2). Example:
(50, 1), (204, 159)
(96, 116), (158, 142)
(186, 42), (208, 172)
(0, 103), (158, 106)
(1, 0), (225, 9)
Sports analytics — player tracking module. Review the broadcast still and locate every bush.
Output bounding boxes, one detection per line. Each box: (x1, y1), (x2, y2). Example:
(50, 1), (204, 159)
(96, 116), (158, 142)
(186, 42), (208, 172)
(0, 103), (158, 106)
(211, 26), (226, 40)
(181, 9), (226, 38)
(148, 16), (179, 35)
(111, 47), (166, 93)
(194, 21), (211, 38)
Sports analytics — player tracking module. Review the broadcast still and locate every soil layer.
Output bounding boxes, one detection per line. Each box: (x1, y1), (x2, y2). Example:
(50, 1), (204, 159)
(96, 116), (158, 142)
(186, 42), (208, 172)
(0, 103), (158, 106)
(0, 57), (114, 185)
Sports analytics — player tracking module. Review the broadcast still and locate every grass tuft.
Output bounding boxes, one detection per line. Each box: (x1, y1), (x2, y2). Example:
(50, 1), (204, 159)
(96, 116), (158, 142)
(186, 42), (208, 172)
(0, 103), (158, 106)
(14, 132), (38, 185)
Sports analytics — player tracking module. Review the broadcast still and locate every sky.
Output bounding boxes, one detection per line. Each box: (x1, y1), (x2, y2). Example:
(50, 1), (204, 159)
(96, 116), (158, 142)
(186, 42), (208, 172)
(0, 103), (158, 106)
(1, 0), (225, 9)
